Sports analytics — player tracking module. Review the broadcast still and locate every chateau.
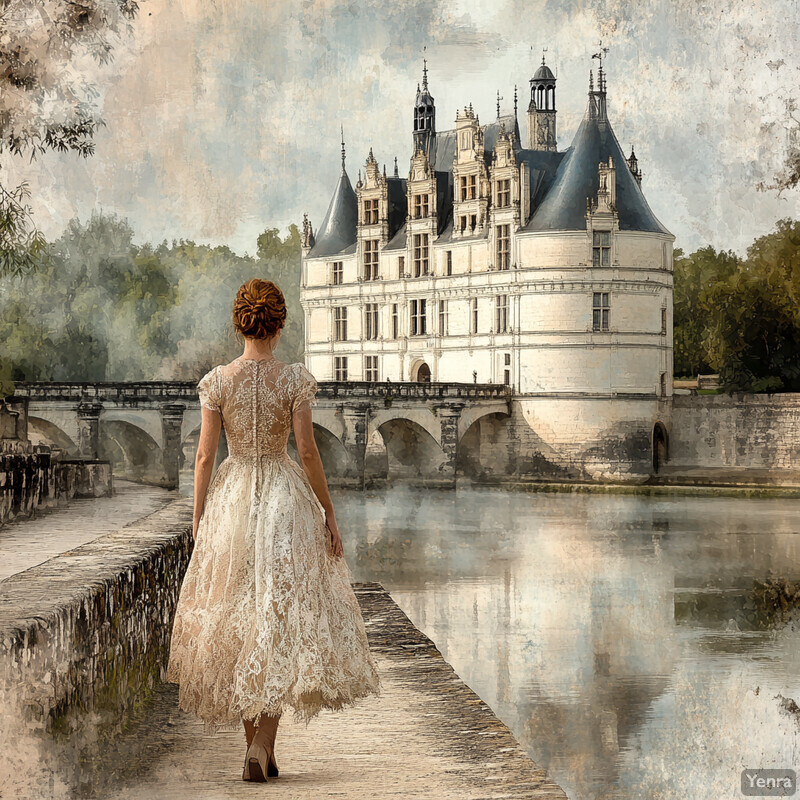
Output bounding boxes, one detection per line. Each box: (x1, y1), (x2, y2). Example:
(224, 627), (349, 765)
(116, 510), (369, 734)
(299, 55), (675, 479)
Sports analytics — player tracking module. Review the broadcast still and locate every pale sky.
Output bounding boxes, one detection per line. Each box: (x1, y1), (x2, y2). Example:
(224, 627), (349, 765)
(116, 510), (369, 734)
(4, 0), (800, 257)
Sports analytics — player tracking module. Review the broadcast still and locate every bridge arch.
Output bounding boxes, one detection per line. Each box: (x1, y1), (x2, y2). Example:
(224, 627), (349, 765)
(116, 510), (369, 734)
(457, 404), (512, 442)
(100, 420), (162, 483)
(457, 411), (512, 480)
(288, 423), (355, 481)
(27, 416), (79, 455)
(375, 418), (447, 480)
(368, 408), (441, 447)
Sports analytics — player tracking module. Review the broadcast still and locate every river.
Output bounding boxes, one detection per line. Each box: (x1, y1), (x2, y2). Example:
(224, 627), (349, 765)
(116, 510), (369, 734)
(329, 484), (800, 800)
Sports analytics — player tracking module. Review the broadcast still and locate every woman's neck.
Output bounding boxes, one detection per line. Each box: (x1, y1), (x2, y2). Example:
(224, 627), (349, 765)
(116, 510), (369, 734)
(241, 336), (278, 361)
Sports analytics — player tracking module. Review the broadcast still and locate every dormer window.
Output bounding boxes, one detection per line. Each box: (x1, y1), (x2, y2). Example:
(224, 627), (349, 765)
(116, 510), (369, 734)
(364, 198), (379, 225)
(459, 175), (477, 201)
(413, 193), (430, 219)
(460, 131), (472, 150)
(497, 179), (511, 207)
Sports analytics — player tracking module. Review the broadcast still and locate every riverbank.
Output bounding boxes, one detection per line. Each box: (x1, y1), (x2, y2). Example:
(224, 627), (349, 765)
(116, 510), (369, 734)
(0, 492), (567, 799)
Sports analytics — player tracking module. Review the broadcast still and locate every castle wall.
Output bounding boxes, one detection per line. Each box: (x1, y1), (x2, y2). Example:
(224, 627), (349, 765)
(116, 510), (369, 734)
(669, 394), (800, 481)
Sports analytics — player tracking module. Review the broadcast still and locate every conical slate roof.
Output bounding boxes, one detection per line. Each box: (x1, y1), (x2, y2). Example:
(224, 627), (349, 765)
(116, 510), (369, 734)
(525, 99), (670, 234)
(308, 170), (358, 258)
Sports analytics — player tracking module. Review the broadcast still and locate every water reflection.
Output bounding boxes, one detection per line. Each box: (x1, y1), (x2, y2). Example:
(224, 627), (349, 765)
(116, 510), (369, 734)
(333, 486), (800, 800)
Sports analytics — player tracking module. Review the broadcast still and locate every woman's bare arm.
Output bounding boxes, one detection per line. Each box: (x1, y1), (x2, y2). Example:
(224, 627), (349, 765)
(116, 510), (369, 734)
(193, 406), (222, 540)
(292, 400), (343, 557)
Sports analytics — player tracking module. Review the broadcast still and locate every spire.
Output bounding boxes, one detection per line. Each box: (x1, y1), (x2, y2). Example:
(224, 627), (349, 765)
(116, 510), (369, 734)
(514, 84), (518, 118)
(422, 58), (428, 91)
(590, 45), (609, 120)
(340, 125), (346, 174)
(496, 89), (501, 119)
(394, 156), (399, 177)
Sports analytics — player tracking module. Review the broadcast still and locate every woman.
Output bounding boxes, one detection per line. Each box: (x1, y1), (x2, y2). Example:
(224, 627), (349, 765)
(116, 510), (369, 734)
(165, 278), (382, 782)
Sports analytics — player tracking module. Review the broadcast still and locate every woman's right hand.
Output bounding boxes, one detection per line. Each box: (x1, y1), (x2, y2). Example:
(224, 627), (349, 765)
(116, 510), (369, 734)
(325, 518), (343, 558)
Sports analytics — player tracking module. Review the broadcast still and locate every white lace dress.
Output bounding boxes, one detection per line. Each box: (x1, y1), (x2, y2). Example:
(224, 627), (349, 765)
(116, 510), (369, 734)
(165, 357), (382, 733)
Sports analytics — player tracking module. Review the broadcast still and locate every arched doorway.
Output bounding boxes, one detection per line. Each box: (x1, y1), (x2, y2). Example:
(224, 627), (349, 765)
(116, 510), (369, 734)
(653, 422), (669, 473)
(415, 362), (431, 382)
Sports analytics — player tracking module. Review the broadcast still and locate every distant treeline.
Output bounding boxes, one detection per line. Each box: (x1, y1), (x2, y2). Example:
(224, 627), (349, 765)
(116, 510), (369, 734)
(674, 217), (800, 392)
(0, 213), (303, 393)
(2, 213), (800, 395)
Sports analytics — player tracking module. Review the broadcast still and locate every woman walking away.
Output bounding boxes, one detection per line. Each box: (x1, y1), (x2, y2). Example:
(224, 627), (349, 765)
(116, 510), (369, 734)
(165, 278), (382, 782)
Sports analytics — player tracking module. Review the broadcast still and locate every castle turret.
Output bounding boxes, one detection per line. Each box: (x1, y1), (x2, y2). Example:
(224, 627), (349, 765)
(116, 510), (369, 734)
(527, 54), (557, 151)
(413, 60), (436, 163)
(627, 145), (642, 187)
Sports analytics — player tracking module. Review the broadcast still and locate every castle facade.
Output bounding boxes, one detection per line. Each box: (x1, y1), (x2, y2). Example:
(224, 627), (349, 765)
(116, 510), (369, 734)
(299, 56), (675, 479)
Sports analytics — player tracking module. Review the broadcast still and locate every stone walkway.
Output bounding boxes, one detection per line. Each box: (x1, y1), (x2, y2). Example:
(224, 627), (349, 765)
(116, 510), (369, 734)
(0, 479), (175, 581)
(78, 584), (568, 800)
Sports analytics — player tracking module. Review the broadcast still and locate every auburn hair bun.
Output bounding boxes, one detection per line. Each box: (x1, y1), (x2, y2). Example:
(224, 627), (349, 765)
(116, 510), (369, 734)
(232, 279), (287, 339)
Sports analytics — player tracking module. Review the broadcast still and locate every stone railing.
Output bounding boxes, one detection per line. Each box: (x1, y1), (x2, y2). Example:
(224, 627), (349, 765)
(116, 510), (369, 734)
(14, 379), (512, 404)
(0, 498), (194, 796)
(0, 440), (113, 526)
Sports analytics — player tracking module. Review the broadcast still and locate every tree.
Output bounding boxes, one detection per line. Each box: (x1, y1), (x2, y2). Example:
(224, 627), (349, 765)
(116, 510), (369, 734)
(672, 245), (739, 377)
(0, 0), (140, 277)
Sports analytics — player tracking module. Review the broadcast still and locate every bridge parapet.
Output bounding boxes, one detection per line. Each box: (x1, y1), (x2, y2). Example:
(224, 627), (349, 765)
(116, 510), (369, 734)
(15, 380), (512, 404)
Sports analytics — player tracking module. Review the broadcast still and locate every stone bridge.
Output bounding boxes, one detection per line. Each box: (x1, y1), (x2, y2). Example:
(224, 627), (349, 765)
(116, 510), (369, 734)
(13, 381), (512, 489)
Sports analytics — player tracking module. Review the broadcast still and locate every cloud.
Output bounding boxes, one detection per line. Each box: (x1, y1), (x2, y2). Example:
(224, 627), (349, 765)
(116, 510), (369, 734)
(2, 0), (799, 256)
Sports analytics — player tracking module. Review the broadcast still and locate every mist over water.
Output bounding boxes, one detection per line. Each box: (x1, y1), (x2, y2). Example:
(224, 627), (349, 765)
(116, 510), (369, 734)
(331, 485), (800, 800)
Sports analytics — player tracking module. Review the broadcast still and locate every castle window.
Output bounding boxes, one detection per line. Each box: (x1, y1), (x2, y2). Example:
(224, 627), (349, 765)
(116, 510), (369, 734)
(363, 239), (379, 280)
(661, 307), (667, 334)
(459, 174), (477, 201)
(471, 297), (478, 333)
(660, 372), (667, 396)
(331, 261), (343, 285)
(334, 306), (348, 341)
(460, 131), (471, 150)
(410, 298), (427, 335)
(398, 255), (405, 278)
(334, 356), (348, 381)
(365, 303), (378, 340)
(592, 292), (610, 331)
(413, 233), (429, 276)
(496, 224), (510, 269)
(438, 299), (448, 335)
(413, 193), (430, 219)
(459, 215), (467, 233)
(470, 214), (477, 230)
(446, 250), (452, 275)
(592, 230), (611, 267)
(504, 352), (511, 385)
(365, 355), (378, 382)
(364, 198), (379, 225)
(497, 179), (511, 207)
(495, 294), (508, 333)
(391, 303), (399, 338)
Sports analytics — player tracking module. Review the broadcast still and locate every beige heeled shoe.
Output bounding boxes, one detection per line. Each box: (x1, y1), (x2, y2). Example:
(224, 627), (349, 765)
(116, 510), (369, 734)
(243, 739), (270, 782)
(242, 717), (280, 781)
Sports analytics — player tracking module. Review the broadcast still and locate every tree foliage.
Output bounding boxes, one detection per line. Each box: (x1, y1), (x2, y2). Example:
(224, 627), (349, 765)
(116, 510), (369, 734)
(0, 213), (304, 390)
(674, 218), (800, 392)
(0, 0), (140, 278)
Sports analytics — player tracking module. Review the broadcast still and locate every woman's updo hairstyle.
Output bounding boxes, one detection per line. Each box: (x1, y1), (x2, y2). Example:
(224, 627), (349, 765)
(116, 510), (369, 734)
(232, 278), (287, 339)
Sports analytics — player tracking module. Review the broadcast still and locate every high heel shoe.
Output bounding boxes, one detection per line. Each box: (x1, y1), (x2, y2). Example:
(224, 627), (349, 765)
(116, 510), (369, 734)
(242, 740), (269, 782)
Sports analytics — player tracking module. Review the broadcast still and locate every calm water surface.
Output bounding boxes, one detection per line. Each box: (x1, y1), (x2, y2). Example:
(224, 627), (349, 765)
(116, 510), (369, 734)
(331, 485), (800, 800)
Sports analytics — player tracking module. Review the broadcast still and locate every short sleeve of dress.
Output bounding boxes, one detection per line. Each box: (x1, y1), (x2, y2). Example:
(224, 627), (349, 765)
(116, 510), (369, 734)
(197, 367), (221, 413)
(291, 364), (318, 414)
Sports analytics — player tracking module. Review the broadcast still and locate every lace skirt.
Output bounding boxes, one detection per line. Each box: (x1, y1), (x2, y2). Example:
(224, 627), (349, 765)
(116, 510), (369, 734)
(165, 453), (382, 733)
